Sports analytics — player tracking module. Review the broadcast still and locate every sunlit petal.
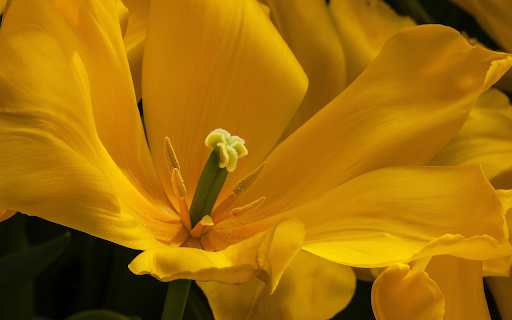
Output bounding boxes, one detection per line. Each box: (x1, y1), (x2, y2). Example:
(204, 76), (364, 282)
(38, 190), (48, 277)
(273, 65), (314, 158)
(129, 218), (304, 293)
(0, 3), (185, 249)
(224, 25), (512, 228)
(206, 166), (511, 266)
(372, 264), (444, 320)
(198, 250), (355, 320)
(1, 0), (170, 209)
(142, 0), (308, 207)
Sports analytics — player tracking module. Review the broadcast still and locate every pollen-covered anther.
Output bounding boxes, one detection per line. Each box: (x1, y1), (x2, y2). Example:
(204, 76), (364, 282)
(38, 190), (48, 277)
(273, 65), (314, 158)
(170, 168), (191, 230)
(164, 136), (181, 173)
(190, 215), (214, 238)
(212, 197), (266, 225)
(233, 162), (265, 195)
(205, 128), (248, 172)
(171, 168), (186, 199)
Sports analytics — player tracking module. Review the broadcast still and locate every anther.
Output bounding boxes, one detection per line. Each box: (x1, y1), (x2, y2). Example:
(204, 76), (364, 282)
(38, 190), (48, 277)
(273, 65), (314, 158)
(171, 168), (191, 230)
(171, 168), (186, 199)
(190, 215), (214, 238)
(212, 197), (266, 225)
(233, 163), (265, 195)
(164, 136), (181, 172)
(231, 197), (266, 217)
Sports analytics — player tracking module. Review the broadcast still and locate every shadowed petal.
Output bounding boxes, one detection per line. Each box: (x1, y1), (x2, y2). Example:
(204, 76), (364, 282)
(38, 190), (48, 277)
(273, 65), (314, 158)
(449, 0), (512, 53)
(198, 250), (355, 320)
(329, 0), (416, 84)
(121, 0), (150, 102)
(260, 0), (346, 139)
(0, 208), (15, 223)
(426, 256), (491, 320)
(486, 274), (512, 320)
(430, 88), (512, 189)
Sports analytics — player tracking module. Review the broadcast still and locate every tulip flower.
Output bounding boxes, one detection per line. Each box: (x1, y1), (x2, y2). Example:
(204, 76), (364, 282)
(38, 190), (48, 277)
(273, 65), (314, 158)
(0, 1), (511, 319)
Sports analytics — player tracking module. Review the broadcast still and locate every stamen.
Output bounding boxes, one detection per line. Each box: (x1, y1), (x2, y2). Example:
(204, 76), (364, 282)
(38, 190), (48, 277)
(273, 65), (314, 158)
(231, 197), (266, 216)
(164, 136), (181, 172)
(190, 215), (214, 238)
(178, 198), (192, 231)
(171, 168), (186, 199)
(212, 197), (266, 225)
(233, 163), (265, 195)
(210, 194), (237, 220)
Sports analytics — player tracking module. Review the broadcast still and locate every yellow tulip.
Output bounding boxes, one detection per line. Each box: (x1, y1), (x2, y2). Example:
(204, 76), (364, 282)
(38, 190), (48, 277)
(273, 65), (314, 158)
(0, 0), (511, 310)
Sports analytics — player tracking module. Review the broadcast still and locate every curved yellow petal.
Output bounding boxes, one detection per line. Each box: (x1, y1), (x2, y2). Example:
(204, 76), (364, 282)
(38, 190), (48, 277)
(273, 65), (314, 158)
(121, 0), (150, 102)
(0, 13), (184, 248)
(198, 250), (355, 320)
(0, 208), (16, 223)
(371, 264), (444, 320)
(259, 0), (346, 139)
(426, 256), (491, 320)
(449, 0), (512, 53)
(430, 89), (512, 190)
(329, 0), (416, 85)
(207, 166), (511, 266)
(484, 190), (512, 277)
(129, 218), (304, 292)
(486, 275), (512, 320)
(142, 0), (308, 207)
(224, 25), (512, 222)
(1, 0), (169, 211)
(0, 0), (6, 13)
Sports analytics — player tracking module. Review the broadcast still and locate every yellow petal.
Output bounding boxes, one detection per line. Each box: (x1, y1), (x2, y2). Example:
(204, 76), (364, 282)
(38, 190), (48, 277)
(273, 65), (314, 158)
(371, 264), (444, 320)
(449, 0), (512, 53)
(121, 0), (150, 102)
(329, 0), (416, 84)
(226, 25), (512, 223)
(430, 88), (512, 190)
(1, 0), (169, 211)
(484, 189), (512, 277)
(426, 256), (491, 320)
(129, 218), (304, 292)
(0, 0), (6, 13)
(197, 250), (355, 320)
(259, 0), (346, 139)
(142, 0), (308, 207)
(0, 208), (16, 223)
(486, 275), (512, 320)
(209, 166), (511, 266)
(0, 14), (184, 248)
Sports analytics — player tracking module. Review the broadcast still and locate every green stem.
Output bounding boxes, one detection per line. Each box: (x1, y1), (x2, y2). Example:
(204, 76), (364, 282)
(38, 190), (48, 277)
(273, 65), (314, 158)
(189, 151), (228, 226)
(161, 279), (191, 320)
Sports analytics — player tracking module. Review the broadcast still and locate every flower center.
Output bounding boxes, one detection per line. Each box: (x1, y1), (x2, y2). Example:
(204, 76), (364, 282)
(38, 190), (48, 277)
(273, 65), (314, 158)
(164, 129), (265, 240)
